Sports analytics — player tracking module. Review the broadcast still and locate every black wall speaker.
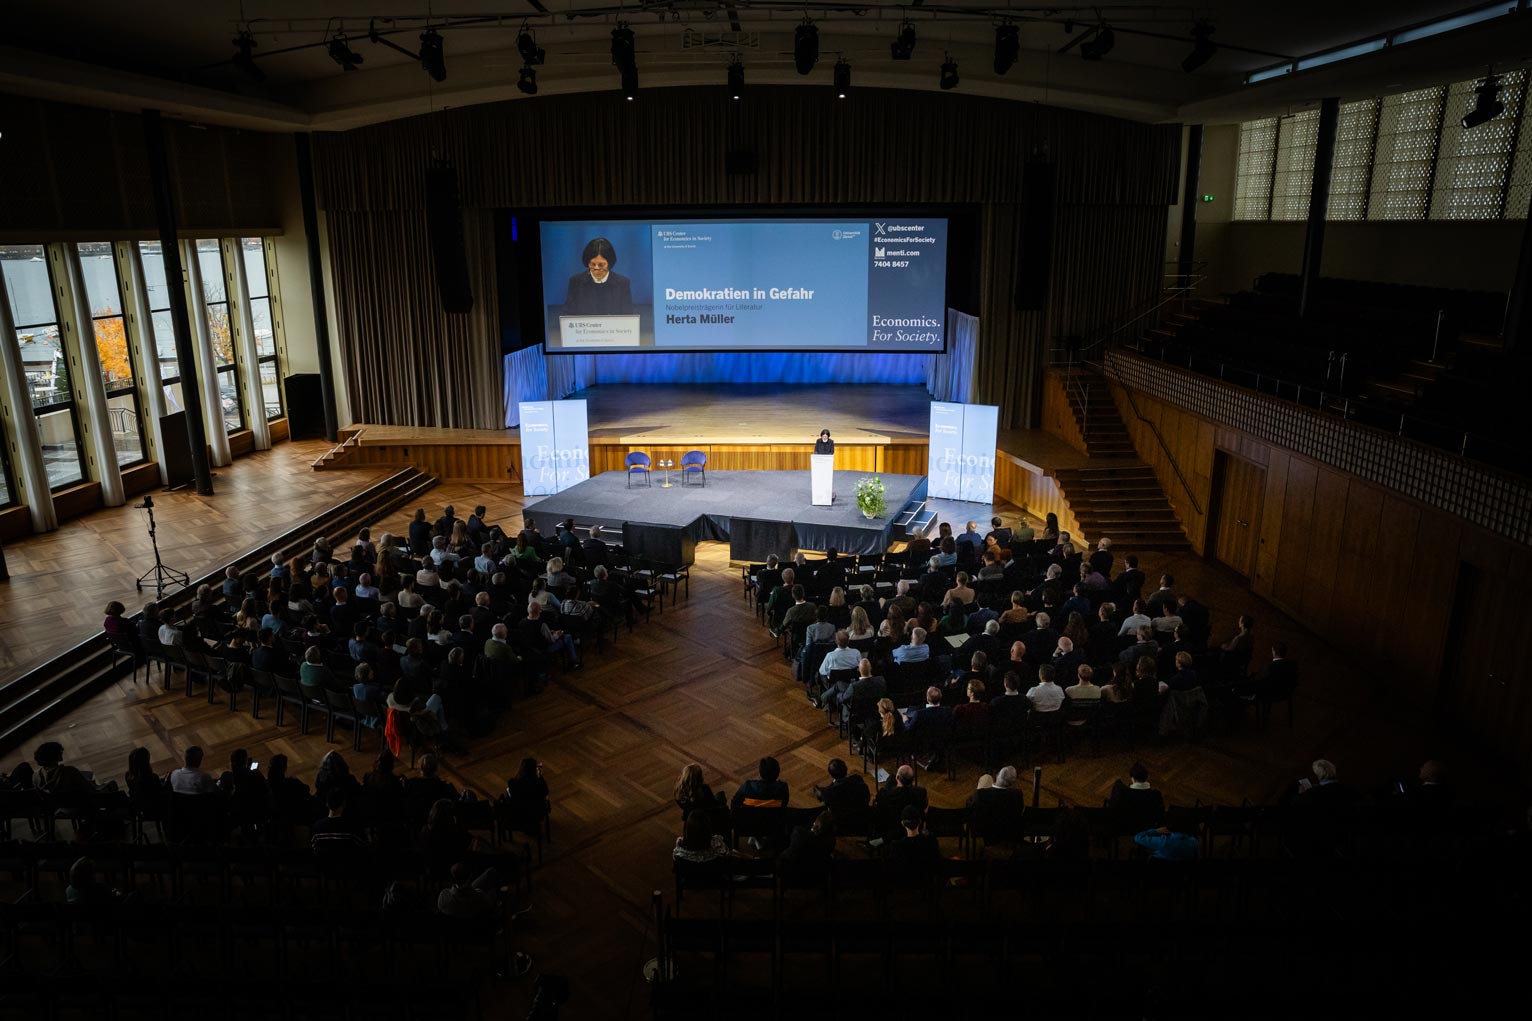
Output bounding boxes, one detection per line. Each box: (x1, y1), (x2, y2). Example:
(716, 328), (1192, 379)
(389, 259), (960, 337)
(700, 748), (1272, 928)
(284, 374), (325, 439)
(1015, 159), (1056, 312)
(158, 411), (195, 488)
(425, 161), (475, 315)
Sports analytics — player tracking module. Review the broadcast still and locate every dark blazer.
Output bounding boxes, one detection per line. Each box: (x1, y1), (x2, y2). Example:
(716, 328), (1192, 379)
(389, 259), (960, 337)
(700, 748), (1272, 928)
(908, 704), (954, 736)
(817, 774), (870, 814)
(408, 521), (433, 554)
(1115, 568), (1146, 603)
(875, 782), (929, 819)
(1108, 782), (1165, 833)
(580, 537), (609, 567)
(563, 271), (635, 316)
(1255, 658), (1299, 696)
(1089, 549), (1113, 578)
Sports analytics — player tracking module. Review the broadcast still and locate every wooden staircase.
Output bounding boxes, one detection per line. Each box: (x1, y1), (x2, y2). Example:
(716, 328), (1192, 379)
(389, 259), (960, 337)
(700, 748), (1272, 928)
(1052, 369), (1191, 554)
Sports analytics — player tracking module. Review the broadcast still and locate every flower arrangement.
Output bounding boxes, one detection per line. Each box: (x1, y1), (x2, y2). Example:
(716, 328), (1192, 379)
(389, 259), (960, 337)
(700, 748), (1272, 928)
(854, 475), (888, 519)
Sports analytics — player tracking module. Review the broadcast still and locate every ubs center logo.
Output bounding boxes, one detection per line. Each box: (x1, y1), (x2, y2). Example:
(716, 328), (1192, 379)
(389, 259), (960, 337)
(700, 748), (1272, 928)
(831, 229), (861, 240)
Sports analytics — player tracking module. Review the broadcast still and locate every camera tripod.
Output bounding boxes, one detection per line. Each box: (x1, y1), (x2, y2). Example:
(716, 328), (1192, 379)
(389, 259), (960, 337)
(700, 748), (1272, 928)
(134, 495), (188, 600)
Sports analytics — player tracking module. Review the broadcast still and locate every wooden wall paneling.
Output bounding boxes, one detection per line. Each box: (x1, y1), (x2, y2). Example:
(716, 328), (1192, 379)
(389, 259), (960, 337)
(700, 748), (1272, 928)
(0, 506), (30, 542)
(1329, 484), (1383, 646)
(882, 444), (929, 475)
(1372, 495), (1424, 666)
(1271, 458), (1316, 611)
(1299, 467), (1349, 625)
(268, 418), (290, 444)
(229, 431), (255, 459)
(1253, 446), (1289, 595)
(589, 446), (627, 474)
(994, 455), (1080, 539)
(834, 446), (880, 473)
(1400, 507), (1462, 702)
(52, 483), (103, 521)
(120, 462), (162, 500)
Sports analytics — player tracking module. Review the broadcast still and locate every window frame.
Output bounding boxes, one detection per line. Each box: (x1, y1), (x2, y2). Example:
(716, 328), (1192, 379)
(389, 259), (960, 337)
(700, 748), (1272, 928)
(196, 239), (245, 435)
(242, 237), (284, 422)
(77, 242), (148, 470)
(4, 245), (87, 492)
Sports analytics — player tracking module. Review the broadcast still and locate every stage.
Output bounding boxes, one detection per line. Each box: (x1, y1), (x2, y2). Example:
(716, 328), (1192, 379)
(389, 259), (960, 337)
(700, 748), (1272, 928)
(523, 469), (928, 560)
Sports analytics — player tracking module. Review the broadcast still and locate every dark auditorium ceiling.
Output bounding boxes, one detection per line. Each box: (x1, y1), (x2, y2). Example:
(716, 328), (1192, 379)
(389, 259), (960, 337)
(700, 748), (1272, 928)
(1, 1), (1529, 130)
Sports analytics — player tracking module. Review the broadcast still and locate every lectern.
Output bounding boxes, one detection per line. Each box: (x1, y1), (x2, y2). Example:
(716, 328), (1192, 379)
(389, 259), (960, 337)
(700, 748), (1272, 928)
(810, 454), (834, 507)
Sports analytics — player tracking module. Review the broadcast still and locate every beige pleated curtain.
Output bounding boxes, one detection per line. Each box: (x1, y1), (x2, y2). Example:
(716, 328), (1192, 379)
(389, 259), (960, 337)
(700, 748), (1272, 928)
(313, 87), (1180, 430)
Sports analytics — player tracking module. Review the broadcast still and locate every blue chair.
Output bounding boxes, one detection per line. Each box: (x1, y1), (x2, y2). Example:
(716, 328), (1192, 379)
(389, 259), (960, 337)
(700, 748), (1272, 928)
(626, 451), (652, 488)
(680, 449), (707, 487)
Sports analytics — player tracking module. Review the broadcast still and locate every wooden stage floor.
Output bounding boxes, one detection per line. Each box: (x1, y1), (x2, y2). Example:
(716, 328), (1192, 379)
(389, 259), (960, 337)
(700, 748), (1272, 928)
(16, 466), (1527, 1015)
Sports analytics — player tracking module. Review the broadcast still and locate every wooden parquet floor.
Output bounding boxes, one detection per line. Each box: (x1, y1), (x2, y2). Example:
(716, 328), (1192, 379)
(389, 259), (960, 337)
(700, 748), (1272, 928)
(0, 442), (387, 687)
(16, 472), (1527, 1019)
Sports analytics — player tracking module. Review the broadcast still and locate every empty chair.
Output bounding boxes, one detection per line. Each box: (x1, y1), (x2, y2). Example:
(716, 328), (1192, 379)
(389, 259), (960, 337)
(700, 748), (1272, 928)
(679, 449), (707, 487)
(625, 451), (652, 488)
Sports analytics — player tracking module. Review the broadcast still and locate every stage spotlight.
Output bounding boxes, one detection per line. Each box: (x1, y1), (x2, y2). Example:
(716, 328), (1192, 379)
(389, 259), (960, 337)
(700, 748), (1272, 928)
(419, 27), (446, 82)
(328, 36), (365, 72)
(727, 58), (745, 100)
(620, 62), (639, 100)
(517, 65), (538, 95)
(1182, 20), (1216, 73)
(232, 30), (264, 82)
(1080, 25), (1115, 60)
(891, 20), (917, 61)
(939, 55), (959, 91)
(993, 23), (1019, 76)
(833, 58), (850, 98)
(611, 23), (636, 71)
(517, 30), (545, 67)
(1463, 75), (1505, 128)
(795, 18), (819, 75)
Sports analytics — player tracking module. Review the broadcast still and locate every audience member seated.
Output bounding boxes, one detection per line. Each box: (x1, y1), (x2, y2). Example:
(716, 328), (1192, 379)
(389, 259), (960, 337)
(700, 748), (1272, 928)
(1025, 664), (1064, 713)
(893, 626), (931, 664)
(1109, 762), (1165, 832)
(812, 758), (870, 814)
(732, 756), (789, 811)
(169, 745), (219, 795)
(674, 809), (735, 863)
(1065, 664), (1101, 702)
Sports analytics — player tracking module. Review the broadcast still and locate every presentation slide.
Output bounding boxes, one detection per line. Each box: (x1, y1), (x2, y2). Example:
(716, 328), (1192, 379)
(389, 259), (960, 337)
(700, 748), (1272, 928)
(539, 216), (948, 353)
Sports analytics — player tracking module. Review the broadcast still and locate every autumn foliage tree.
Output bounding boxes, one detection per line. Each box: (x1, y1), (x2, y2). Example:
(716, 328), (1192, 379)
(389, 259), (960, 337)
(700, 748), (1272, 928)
(92, 307), (133, 384)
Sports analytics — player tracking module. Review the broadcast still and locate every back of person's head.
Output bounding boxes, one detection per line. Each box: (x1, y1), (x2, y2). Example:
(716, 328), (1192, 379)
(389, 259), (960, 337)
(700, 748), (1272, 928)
(184, 746), (204, 769)
(1077, 664), (1094, 684)
(791, 584), (805, 601)
(971, 651), (988, 672)
(1312, 759), (1337, 782)
(992, 516), (1003, 528)
(1272, 640), (1289, 658)
(826, 758), (848, 781)
(1057, 637), (1073, 654)
(68, 856), (97, 889)
(1130, 762), (1149, 784)
(1419, 759), (1444, 784)
(815, 605), (829, 623)
(1035, 612), (1050, 629)
(35, 741), (65, 768)
(758, 757), (781, 784)
(910, 626), (927, 645)
(896, 764), (915, 787)
(902, 805), (923, 832)
(1137, 625), (1153, 642)
(1175, 651), (1193, 670)
(1162, 573), (1174, 588)
(967, 679), (986, 701)
(1239, 614), (1255, 631)
(1135, 656), (1157, 681)
(229, 748), (249, 772)
(994, 765), (1018, 789)
(833, 629), (849, 649)
(1125, 554), (1139, 569)
(126, 746), (150, 779)
(812, 809), (836, 841)
(1004, 671), (1020, 693)
(1038, 664), (1056, 685)
(925, 685), (942, 705)
(449, 861), (471, 885)
(419, 753), (439, 779)
(858, 656), (873, 676)
(326, 787), (347, 814)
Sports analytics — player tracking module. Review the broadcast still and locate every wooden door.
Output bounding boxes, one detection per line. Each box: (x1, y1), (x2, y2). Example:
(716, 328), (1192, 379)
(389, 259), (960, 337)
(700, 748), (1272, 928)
(1210, 452), (1264, 579)
(1439, 562), (1527, 767)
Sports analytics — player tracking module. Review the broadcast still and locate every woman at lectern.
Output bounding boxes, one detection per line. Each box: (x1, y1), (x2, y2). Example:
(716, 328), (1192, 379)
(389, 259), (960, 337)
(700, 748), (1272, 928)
(814, 429), (835, 455)
(563, 237), (635, 316)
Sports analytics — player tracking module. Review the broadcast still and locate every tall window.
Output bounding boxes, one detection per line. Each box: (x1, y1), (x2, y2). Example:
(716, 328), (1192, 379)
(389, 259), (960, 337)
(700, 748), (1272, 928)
(197, 240), (243, 433)
(1231, 71), (1532, 222)
(77, 242), (145, 467)
(138, 241), (186, 419)
(1, 245), (84, 490)
(243, 238), (283, 420)
(1233, 118), (1279, 220)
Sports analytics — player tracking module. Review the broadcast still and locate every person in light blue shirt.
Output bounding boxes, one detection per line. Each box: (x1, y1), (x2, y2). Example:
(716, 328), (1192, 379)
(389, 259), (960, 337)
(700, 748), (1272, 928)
(892, 627), (931, 664)
(956, 521), (985, 550)
(932, 537), (958, 568)
(1135, 824), (1199, 861)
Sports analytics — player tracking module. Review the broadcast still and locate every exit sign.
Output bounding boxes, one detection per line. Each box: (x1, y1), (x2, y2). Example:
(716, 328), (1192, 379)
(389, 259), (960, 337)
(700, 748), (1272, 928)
(1201, 194), (1215, 203)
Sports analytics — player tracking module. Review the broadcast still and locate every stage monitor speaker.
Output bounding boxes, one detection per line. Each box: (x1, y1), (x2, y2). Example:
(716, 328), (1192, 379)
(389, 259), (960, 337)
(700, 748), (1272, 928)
(284, 374), (325, 439)
(426, 162), (474, 315)
(158, 411), (195, 488)
(1015, 160), (1056, 311)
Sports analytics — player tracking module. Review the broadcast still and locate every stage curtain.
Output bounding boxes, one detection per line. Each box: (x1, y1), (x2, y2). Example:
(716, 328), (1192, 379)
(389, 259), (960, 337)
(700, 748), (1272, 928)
(929, 309), (978, 403)
(314, 88), (1178, 431)
(326, 208), (504, 428)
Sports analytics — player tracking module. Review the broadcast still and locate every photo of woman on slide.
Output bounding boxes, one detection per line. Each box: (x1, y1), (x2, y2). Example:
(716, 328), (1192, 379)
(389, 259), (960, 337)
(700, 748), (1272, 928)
(563, 236), (636, 316)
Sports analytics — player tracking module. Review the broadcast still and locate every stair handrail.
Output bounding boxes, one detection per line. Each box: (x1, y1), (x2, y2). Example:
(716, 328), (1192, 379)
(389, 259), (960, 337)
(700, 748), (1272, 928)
(1104, 349), (1204, 517)
(312, 429), (363, 469)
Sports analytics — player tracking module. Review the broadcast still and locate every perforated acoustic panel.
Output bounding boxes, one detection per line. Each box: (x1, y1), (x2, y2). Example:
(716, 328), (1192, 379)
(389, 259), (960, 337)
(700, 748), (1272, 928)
(1105, 350), (1532, 548)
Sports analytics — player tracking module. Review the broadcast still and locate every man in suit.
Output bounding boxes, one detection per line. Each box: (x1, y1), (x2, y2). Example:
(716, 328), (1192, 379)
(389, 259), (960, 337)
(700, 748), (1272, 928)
(580, 524), (610, 568)
(887, 806), (941, 872)
(875, 765), (929, 824)
(1051, 636), (1084, 682)
(780, 585), (818, 644)
(1145, 574), (1178, 618)
(483, 622), (516, 662)
(252, 628), (290, 675)
(1108, 762), (1165, 833)
(1243, 641), (1298, 699)
(1089, 537), (1114, 579)
(821, 657), (886, 718)
(751, 554), (783, 603)
(1176, 594), (1211, 647)
(956, 619), (1004, 665)
(1119, 626), (1159, 667)
(984, 516), (1012, 548)
(1027, 613), (1059, 664)
(812, 758), (869, 814)
(434, 505), (461, 540)
(562, 237), (636, 316)
(815, 550), (847, 591)
(1115, 554), (1146, 604)
(1088, 602), (1122, 665)
(908, 686), (954, 735)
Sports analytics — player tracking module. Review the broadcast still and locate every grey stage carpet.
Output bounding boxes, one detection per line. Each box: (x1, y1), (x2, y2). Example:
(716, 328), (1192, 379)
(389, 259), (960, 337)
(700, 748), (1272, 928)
(523, 470), (927, 556)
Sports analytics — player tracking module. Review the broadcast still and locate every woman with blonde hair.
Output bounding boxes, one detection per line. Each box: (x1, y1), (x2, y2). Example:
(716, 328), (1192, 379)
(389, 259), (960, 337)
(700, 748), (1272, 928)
(848, 605), (874, 642)
(672, 763), (717, 817)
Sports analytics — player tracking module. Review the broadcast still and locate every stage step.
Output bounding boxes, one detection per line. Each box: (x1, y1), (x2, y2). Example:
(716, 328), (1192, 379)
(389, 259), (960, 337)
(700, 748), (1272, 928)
(894, 499), (936, 537)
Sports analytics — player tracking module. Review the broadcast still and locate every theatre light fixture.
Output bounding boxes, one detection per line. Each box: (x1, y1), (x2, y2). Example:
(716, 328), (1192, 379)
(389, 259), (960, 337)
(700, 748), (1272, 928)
(891, 20), (917, 61)
(518, 65), (538, 95)
(418, 27), (446, 82)
(1080, 24), (1115, 60)
(993, 23), (1020, 76)
(517, 29), (545, 67)
(328, 35), (365, 72)
(232, 30), (264, 82)
(727, 57), (745, 100)
(1462, 75), (1505, 128)
(795, 18), (819, 75)
(1182, 20), (1217, 72)
(833, 58), (851, 98)
(939, 54), (959, 90)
